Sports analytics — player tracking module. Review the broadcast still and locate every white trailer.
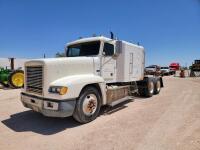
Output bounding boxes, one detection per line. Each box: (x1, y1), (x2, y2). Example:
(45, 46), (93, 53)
(21, 36), (163, 123)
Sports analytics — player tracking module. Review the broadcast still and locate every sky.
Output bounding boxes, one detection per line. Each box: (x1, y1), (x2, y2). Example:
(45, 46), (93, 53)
(0, 0), (200, 66)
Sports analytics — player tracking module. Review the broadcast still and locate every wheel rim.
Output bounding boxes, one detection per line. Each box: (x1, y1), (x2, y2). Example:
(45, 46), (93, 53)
(11, 72), (24, 87)
(156, 81), (161, 91)
(82, 94), (98, 116)
(148, 82), (154, 94)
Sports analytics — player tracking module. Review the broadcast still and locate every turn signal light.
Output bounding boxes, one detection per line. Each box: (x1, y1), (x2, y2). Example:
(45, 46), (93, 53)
(59, 87), (68, 95)
(49, 86), (68, 95)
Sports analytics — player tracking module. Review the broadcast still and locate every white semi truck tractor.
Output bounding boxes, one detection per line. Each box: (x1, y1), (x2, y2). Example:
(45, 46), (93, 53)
(21, 36), (163, 123)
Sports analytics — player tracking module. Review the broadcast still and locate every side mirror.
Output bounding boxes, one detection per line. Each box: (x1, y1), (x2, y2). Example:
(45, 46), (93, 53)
(115, 40), (122, 56)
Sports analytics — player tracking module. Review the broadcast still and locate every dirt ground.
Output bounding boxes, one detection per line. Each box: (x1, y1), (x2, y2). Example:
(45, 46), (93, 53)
(0, 76), (200, 150)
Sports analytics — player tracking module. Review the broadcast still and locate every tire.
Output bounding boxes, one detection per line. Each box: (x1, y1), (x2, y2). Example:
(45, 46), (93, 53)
(8, 70), (24, 88)
(73, 86), (102, 123)
(154, 79), (161, 94)
(138, 78), (154, 97)
(138, 88), (145, 96)
(144, 79), (154, 97)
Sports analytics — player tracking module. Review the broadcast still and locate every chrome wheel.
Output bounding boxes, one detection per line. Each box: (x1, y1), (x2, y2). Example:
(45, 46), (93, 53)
(82, 94), (98, 116)
(149, 81), (154, 94)
(156, 81), (161, 92)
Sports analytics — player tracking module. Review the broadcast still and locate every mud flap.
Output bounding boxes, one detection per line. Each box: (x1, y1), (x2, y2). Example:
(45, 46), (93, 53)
(160, 77), (164, 87)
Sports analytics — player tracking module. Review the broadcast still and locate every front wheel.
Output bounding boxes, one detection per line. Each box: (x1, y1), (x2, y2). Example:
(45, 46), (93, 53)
(73, 86), (102, 123)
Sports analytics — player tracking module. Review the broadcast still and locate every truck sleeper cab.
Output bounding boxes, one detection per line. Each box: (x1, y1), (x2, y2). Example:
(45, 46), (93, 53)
(21, 36), (163, 123)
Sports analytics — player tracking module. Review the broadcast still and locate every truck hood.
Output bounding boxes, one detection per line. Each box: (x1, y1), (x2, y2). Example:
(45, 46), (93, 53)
(25, 57), (95, 95)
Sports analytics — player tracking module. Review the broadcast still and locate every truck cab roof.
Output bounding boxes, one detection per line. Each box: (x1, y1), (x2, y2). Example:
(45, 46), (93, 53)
(67, 36), (112, 46)
(66, 36), (144, 49)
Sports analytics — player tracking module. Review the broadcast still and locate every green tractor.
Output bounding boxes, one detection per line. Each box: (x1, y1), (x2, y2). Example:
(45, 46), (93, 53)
(0, 58), (24, 88)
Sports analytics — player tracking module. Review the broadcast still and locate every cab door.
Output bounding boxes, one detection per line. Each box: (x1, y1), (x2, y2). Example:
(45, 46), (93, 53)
(101, 42), (116, 83)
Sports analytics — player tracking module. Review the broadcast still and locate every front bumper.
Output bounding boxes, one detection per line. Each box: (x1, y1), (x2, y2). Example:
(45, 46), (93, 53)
(161, 71), (169, 74)
(21, 92), (76, 118)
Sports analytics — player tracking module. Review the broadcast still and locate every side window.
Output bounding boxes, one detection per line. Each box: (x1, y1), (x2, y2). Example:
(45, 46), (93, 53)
(67, 48), (80, 57)
(103, 43), (114, 56)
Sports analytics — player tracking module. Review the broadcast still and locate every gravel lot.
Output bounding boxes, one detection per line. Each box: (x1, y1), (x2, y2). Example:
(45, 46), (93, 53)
(0, 76), (200, 150)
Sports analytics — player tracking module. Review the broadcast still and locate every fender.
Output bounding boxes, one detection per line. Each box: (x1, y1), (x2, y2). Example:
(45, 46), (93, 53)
(48, 74), (107, 104)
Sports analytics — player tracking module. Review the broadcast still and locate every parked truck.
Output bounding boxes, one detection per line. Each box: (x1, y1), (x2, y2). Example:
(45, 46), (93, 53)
(145, 65), (161, 76)
(160, 66), (171, 75)
(169, 62), (180, 74)
(21, 36), (163, 123)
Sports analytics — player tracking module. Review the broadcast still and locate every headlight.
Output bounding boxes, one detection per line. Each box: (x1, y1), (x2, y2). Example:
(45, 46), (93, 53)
(48, 86), (68, 95)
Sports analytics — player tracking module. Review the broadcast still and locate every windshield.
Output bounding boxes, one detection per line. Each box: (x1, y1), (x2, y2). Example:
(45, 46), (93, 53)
(146, 66), (156, 68)
(161, 67), (169, 69)
(67, 41), (100, 57)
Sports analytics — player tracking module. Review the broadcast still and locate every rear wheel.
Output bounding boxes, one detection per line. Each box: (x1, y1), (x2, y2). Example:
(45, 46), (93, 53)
(144, 79), (154, 97)
(154, 79), (161, 94)
(73, 86), (102, 123)
(8, 70), (24, 88)
(138, 79), (154, 97)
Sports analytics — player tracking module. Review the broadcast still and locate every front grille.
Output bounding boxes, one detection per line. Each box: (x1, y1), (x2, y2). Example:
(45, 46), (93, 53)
(26, 66), (43, 95)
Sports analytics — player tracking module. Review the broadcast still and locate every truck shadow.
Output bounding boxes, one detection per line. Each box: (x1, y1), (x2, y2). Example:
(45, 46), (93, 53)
(1, 110), (81, 135)
(100, 99), (135, 115)
(2, 98), (138, 135)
